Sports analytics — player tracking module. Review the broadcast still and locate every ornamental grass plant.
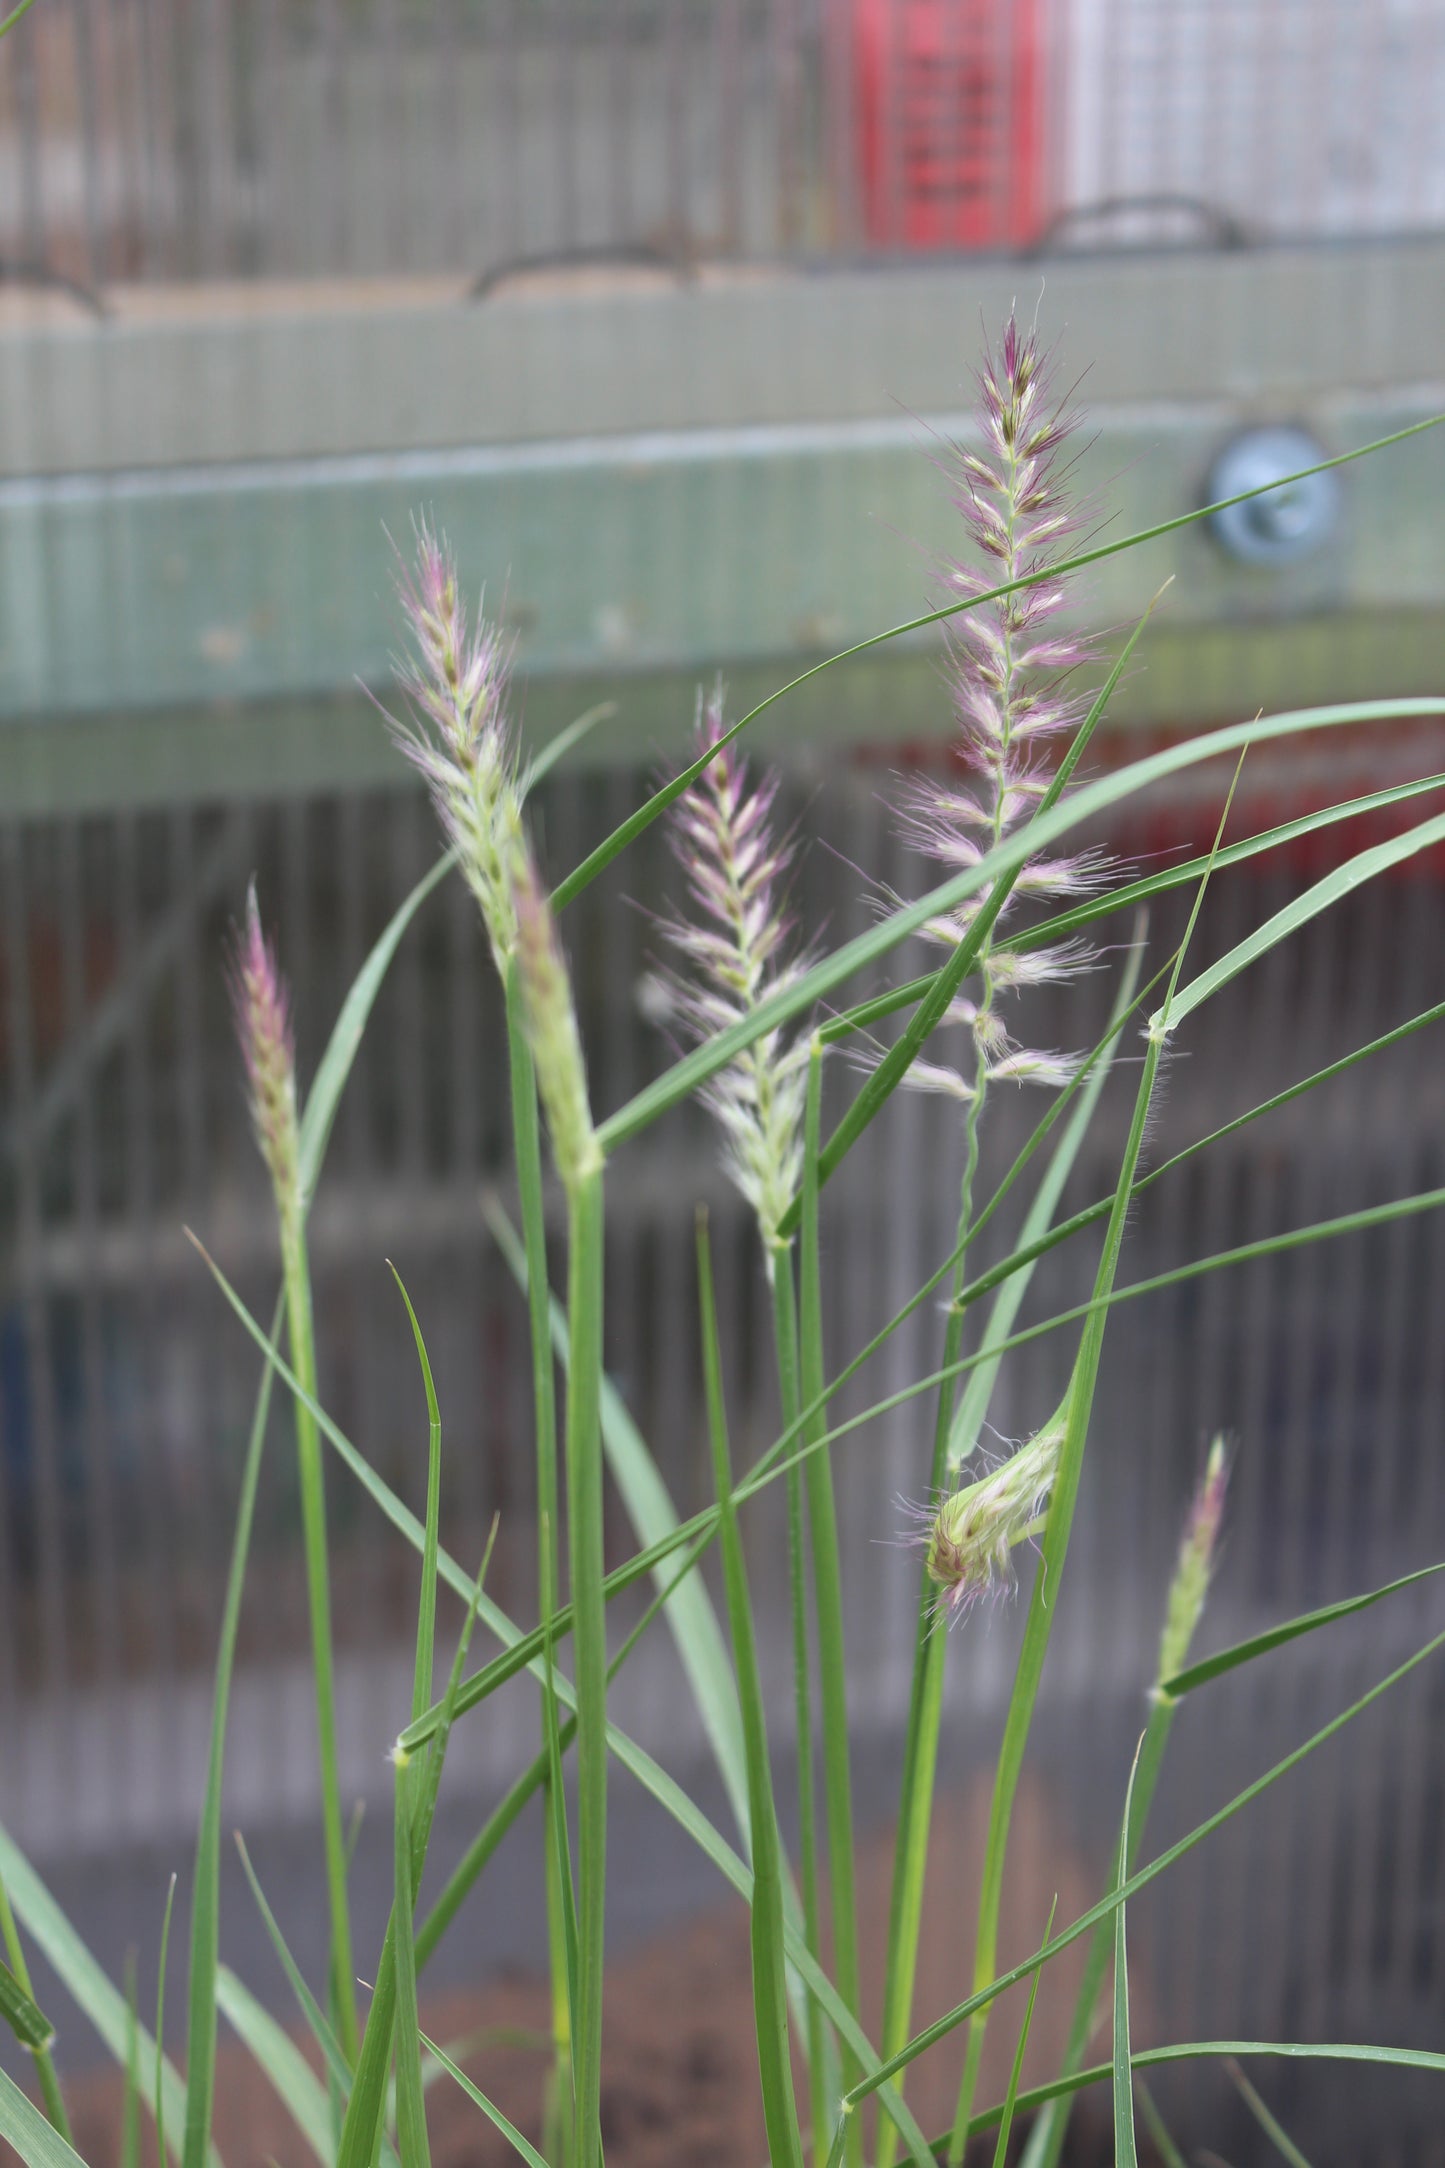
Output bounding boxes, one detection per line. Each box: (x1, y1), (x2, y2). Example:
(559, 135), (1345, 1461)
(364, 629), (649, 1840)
(3, 304), (1445, 2168)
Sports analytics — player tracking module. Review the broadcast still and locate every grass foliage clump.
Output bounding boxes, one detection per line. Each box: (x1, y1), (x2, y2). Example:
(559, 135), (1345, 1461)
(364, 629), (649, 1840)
(3, 301), (1445, 2168)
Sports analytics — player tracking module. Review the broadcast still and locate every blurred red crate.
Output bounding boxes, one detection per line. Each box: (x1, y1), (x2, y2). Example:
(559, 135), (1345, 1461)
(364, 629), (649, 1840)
(851, 0), (1046, 249)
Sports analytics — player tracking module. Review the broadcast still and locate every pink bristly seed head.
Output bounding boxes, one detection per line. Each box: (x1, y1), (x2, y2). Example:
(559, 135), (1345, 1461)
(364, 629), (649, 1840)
(648, 683), (809, 1256)
(1157, 1437), (1231, 1691)
(891, 311), (1110, 1106)
(230, 880), (300, 1225)
(389, 521), (522, 974)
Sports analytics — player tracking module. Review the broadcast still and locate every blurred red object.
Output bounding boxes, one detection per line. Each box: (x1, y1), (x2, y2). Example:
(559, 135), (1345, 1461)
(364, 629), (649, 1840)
(852, 0), (1046, 250)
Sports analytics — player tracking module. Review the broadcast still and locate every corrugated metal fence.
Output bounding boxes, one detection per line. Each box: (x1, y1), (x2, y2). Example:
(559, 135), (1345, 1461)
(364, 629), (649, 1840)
(4, 0), (1445, 289)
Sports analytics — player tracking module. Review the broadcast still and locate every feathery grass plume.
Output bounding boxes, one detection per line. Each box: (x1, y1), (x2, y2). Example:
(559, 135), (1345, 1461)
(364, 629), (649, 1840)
(915, 1410), (1066, 1623)
(507, 824), (601, 1195)
(645, 685), (810, 1263)
(390, 520), (523, 973)
(230, 880), (301, 1234)
(228, 879), (358, 2060)
(1157, 1436), (1230, 1691)
(897, 311), (1106, 1102)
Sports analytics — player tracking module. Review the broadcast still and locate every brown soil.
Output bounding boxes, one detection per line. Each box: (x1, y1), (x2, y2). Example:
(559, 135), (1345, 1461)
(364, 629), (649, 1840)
(53, 1776), (1124, 2167)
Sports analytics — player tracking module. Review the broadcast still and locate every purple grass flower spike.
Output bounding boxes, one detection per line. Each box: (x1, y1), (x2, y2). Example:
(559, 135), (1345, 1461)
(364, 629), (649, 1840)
(1157, 1437), (1231, 1690)
(231, 880), (300, 1230)
(388, 520), (522, 974)
(896, 310), (1106, 1103)
(645, 684), (810, 1262)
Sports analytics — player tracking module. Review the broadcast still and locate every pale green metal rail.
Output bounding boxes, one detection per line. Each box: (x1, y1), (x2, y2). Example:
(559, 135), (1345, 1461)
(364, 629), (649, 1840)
(3, 237), (1443, 815)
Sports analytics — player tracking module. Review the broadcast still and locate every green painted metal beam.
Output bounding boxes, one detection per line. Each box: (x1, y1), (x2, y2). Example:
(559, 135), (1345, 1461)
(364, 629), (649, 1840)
(2, 244), (1443, 809)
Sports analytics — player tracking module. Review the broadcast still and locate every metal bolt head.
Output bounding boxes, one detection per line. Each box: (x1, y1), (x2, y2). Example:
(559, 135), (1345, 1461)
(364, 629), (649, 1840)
(1208, 427), (1340, 566)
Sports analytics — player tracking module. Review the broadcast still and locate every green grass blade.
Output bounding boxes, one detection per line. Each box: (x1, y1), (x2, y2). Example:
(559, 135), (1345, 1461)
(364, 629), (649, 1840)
(800, 1041), (861, 2162)
(335, 1527), (498, 2168)
(948, 929), (1144, 1471)
(388, 1266), (443, 1736)
(0, 2067), (88, 2168)
(181, 1292), (279, 2168)
(279, 1223), (358, 2066)
(552, 420), (1442, 915)
(0, 1957), (53, 2054)
(0, 1871), (66, 2141)
(408, 1519), (500, 1888)
(1112, 1746), (1142, 2168)
(539, 1552), (580, 2038)
(214, 1966), (335, 2165)
(0, 0), (43, 42)
(485, 1195), (750, 1847)
(391, 1764), (432, 2168)
(770, 1252), (831, 2163)
(1163, 1559), (1445, 1698)
(0, 1828), (205, 2166)
(954, 2039), (1445, 2149)
(1021, 1701), (1174, 2168)
(121, 1961), (141, 2168)
(1155, 807), (1445, 1038)
(1136, 2082), (1188, 2168)
(234, 1838), (352, 2100)
(1227, 2059), (1316, 2168)
(698, 1212), (806, 2168)
(992, 1898), (1056, 2168)
(236, 1836), (413, 2168)
(850, 1620), (1445, 2105)
(419, 2032), (550, 2168)
(296, 849), (456, 1210)
(155, 1873), (176, 2168)
(596, 699), (1445, 1157)
(1012, 769), (1445, 963)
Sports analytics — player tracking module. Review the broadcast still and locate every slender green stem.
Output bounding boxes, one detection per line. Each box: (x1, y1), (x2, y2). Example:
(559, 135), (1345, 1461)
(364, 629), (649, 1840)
(800, 1040), (862, 2168)
(505, 957), (574, 2133)
(391, 1766), (432, 2168)
(699, 1215), (806, 2168)
(281, 1222), (359, 2067)
(1020, 1703), (1174, 2168)
(876, 1039), (988, 2168)
(155, 1872), (176, 2168)
(181, 1290), (281, 2168)
(0, 1878), (71, 2143)
(771, 1256), (830, 2165)
(564, 1165), (607, 2168)
(0, 0), (41, 40)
